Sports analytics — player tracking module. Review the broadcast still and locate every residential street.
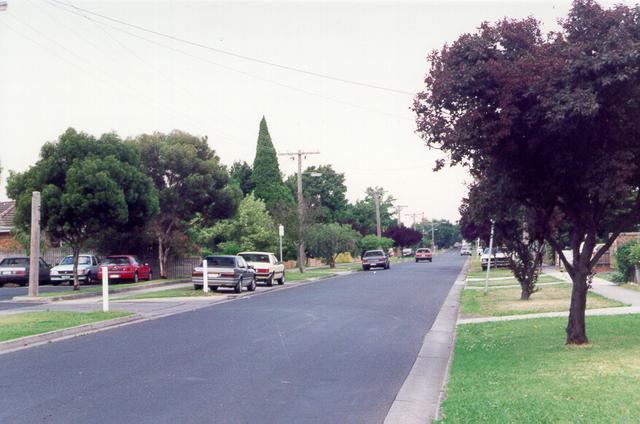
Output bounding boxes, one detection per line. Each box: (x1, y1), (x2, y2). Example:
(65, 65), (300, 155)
(0, 252), (464, 424)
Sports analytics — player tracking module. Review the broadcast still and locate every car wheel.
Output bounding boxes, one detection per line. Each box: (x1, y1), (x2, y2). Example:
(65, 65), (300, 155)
(248, 277), (256, 292)
(415, 259), (419, 263)
(234, 279), (243, 294)
(429, 259), (432, 262)
(211, 286), (218, 291)
(266, 273), (274, 287)
(363, 265), (370, 271)
(133, 272), (139, 284)
(194, 284), (203, 291)
(277, 271), (285, 285)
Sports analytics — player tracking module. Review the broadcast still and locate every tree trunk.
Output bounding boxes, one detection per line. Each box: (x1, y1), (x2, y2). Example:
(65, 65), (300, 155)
(566, 270), (589, 345)
(72, 246), (81, 291)
(520, 287), (532, 300)
(158, 236), (168, 279)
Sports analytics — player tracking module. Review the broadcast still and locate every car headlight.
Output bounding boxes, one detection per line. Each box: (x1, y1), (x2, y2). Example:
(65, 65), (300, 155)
(50, 270), (58, 275)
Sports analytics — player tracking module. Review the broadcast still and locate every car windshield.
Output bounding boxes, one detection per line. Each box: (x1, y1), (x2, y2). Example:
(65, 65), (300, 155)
(103, 257), (130, 265)
(205, 256), (236, 267)
(240, 253), (269, 263)
(364, 251), (384, 257)
(417, 249), (430, 253)
(60, 256), (91, 265)
(0, 257), (28, 266)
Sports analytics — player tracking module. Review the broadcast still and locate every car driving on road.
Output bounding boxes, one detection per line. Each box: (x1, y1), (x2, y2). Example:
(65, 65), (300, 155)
(0, 256), (50, 286)
(192, 255), (256, 293)
(362, 250), (390, 271)
(50, 254), (99, 285)
(415, 248), (433, 262)
(238, 251), (285, 286)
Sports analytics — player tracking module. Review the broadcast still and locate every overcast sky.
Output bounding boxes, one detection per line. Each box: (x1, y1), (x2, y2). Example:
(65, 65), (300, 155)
(0, 0), (623, 223)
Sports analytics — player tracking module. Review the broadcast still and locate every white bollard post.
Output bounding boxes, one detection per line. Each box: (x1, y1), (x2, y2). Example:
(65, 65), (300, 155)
(202, 259), (209, 293)
(102, 266), (109, 312)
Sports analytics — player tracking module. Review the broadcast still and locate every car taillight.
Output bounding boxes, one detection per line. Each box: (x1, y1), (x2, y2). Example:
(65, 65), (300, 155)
(192, 271), (203, 277)
(221, 272), (235, 277)
(257, 268), (269, 273)
(15, 270), (26, 275)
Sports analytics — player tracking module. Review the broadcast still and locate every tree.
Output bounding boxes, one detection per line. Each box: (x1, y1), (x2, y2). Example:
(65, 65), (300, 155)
(460, 174), (549, 300)
(190, 194), (278, 255)
(384, 225), (423, 250)
(134, 131), (240, 278)
(343, 187), (395, 235)
(251, 117), (293, 215)
(418, 219), (461, 249)
(306, 223), (361, 268)
(229, 161), (255, 196)
(360, 234), (394, 253)
(7, 128), (159, 290)
(286, 165), (349, 223)
(414, 1), (640, 344)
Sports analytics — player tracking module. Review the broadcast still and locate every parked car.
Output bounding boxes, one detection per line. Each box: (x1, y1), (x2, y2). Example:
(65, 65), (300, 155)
(50, 254), (100, 285)
(362, 250), (390, 271)
(0, 256), (50, 286)
(402, 248), (413, 257)
(415, 248), (433, 262)
(460, 246), (472, 256)
(192, 255), (256, 293)
(476, 247), (483, 256)
(238, 251), (285, 286)
(97, 255), (152, 283)
(481, 248), (510, 270)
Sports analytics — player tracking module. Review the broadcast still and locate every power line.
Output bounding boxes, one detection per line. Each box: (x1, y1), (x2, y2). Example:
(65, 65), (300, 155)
(48, 0), (413, 122)
(51, 0), (415, 96)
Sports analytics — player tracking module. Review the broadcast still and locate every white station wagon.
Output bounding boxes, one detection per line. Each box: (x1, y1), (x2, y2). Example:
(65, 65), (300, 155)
(238, 251), (285, 286)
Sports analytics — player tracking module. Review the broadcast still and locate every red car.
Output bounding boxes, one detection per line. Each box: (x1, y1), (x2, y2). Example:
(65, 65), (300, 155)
(97, 255), (152, 283)
(415, 248), (433, 263)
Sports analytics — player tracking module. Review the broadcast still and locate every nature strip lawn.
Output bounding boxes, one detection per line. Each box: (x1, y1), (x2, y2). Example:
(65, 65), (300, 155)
(461, 284), (626, 318)
(466, 274), (562, 287)
(0, 311), (132, 342)
(37, 278), (186, 298)
(619, 283), (640, 293)
(120, 287), (223, 300)
(439, 315), (640, 423)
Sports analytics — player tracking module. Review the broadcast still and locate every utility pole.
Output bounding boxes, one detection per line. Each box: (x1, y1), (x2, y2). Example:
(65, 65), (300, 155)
(484, 220), (496, 295)
(395, 205), (407, 226)
(278, 149), (319, 273)
(374, 193), (382, 238)
(407, 212), (421, 229)
(28, 191), (41, 297)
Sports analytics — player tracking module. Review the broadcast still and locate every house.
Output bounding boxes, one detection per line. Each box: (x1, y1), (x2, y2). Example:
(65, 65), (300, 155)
(0, 200), (20, 250)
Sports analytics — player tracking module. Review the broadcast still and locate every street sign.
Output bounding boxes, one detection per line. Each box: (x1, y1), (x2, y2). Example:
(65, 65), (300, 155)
(279, 224), (284, 237)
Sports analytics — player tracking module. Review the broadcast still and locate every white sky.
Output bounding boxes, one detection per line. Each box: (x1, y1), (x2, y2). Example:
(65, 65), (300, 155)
(0, 0), (620, 222)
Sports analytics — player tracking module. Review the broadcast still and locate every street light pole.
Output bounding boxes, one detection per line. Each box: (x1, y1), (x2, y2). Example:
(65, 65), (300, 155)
(374, 194), (382, 238)
(484, 220), (495, 295)
(278, 149), (319, 273)
(28, 191), (41, 297)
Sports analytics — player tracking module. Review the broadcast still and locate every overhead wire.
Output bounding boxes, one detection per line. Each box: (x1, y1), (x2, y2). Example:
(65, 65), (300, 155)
(50, 0), (415, 96)
(47, 0), (414, 122)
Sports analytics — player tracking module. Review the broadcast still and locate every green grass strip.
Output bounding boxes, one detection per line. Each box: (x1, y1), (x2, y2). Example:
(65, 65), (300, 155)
(0, 311), (132, 342)
(439, 315), (640, 423)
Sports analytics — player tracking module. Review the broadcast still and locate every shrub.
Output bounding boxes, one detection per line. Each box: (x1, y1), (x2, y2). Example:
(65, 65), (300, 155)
(614, 240), (640, 283)
(334, 252), (353, 263)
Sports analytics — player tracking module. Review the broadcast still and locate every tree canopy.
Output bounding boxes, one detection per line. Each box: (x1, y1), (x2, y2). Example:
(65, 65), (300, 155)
(7, 128), (159, 289)
(414, 0), (640, 344)
(384, 225), (423, 249)
(286, 164), (349, 223)
(306, 223), (361, 268)
(229, 161), (255, 196)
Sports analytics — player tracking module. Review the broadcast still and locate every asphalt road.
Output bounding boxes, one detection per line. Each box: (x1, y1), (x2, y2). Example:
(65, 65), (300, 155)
(0, 252), (465, 424)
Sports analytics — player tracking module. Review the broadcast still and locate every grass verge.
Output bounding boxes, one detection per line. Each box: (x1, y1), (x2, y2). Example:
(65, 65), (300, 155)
(38, 278), (186, 298)
(619, 283), (640, 293)
(466, 274), (562, 287)
(439, 315), (640, 423)
(0, 311), (132, 342)
(120, 287), (223, 300)
(461, 284), (626, 318)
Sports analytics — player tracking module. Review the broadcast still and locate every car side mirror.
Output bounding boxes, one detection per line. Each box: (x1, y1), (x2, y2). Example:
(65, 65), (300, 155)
(248, 265), (255, 270)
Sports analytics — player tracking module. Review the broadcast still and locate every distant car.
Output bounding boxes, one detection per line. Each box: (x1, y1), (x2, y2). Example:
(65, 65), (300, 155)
(402, 248), (413, 257)
(415, 248), (433, 262)
(238, 251), (285, 286)
(460, 246), (472, 256)
(192, 255), (256, 293)
(362, 250), (390, 271)
(0, 256), (50, 286)
(481, 248), (510, 270)
(97, 255), (152, 283)
(50, 254), (100, 285)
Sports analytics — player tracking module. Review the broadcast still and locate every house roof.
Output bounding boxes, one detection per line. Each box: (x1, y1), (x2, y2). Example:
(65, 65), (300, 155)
(0, 201), (16, 232)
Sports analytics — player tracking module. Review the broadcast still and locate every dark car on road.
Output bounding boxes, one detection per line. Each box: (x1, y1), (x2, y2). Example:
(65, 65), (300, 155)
(362, 250), (390, 271)
(0, 256), (51, 286)
(192, 255), (256, 293)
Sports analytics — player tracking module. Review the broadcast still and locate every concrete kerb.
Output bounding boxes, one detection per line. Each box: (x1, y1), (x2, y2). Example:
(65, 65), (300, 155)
(384, 258), (470, 424)
(0, 263), (392, 356)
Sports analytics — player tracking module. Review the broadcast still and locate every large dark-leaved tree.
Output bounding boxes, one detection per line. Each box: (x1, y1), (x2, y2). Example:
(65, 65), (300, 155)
(384, 225), (423, 250)
(134, 131), (240, 278)
(7, 128), (159, 290)
(414, 0), (640, 344)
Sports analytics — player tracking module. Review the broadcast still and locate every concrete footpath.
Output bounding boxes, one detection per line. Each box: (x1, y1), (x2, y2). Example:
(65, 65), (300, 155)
(384, 259), (469, 424)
